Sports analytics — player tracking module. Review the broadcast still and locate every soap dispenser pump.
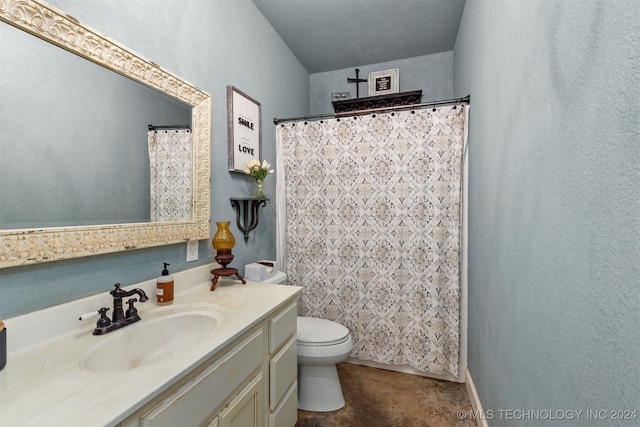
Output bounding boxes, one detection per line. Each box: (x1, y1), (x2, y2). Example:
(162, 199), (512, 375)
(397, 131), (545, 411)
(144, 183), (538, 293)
(156, 262), (174, 305)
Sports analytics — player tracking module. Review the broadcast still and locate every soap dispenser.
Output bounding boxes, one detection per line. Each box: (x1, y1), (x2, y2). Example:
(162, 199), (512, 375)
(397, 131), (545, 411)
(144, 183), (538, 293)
(156, 263), (174, 305)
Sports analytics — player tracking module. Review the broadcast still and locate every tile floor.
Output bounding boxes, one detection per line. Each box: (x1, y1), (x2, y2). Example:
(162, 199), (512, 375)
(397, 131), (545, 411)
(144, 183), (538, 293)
(296, 363), (477, 427)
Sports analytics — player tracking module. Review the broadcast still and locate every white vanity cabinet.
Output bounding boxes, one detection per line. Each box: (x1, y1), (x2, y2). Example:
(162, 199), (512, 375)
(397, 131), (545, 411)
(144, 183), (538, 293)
(0, 265), (302, 427)
(118, 299), (297, 427)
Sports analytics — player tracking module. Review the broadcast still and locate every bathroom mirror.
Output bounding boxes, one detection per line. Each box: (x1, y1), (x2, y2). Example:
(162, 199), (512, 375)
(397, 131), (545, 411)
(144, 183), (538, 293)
(0, 0), (211, 268)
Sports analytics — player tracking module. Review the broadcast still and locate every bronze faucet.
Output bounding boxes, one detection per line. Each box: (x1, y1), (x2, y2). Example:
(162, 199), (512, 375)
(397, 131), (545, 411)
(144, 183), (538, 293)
(92, 283), (149, 335)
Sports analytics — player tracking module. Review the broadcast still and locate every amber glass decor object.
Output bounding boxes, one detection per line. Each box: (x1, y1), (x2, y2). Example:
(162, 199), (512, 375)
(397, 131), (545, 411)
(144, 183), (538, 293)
(212, 221), (236, 251)
(211, 221), (245, 290)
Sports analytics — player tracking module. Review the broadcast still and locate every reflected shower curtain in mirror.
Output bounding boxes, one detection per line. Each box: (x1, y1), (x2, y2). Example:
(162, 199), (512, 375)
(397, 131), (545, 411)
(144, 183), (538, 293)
(276, 106), (467, 375)
(148, 129), (193, 222)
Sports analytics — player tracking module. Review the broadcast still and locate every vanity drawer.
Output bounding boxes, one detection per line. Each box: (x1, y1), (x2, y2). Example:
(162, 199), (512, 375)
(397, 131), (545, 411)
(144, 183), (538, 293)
(269, 335), (297, 410)
(269, 382), (297, 427)
(269, 302), (297, 354)
(140, 329), (263, 427)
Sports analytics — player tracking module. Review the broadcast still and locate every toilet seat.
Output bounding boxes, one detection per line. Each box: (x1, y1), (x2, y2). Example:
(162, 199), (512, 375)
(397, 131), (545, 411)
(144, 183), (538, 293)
(297, 316), (350, 347)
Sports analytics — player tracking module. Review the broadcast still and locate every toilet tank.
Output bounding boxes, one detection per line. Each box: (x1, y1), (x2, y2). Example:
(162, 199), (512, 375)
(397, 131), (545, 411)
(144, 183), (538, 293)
(260, 271), (287, 285)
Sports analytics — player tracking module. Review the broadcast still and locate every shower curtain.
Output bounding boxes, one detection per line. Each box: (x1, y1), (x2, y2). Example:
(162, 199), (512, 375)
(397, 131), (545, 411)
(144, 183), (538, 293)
(276, 106), (467, 376)
(147, 129), (193, 222)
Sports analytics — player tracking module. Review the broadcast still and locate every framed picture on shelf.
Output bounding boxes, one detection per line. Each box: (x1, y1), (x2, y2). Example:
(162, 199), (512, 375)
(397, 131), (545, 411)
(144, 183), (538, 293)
(368, 68), (399, 97)
(227, 85), (261, 173)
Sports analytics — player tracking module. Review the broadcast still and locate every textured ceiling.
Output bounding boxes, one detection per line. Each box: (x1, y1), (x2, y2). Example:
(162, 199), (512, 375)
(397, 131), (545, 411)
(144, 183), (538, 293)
(251, 0), (466, 73)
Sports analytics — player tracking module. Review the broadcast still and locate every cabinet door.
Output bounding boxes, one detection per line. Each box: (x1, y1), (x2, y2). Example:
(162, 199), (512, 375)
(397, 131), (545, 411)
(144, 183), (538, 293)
(219, 373), (263, 427)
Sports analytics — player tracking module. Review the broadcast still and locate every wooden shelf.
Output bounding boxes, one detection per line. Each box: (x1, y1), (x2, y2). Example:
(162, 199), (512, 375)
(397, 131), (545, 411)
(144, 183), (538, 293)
(332, 90), (422, 115)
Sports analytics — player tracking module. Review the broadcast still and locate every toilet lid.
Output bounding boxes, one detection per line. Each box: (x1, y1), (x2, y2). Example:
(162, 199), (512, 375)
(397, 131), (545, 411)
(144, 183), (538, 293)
(297, 316), (350, 346)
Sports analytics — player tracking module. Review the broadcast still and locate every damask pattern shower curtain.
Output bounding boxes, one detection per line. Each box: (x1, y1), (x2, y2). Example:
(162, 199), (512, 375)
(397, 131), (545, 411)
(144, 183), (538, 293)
(148, 129), (193, 222)
(276, 106), (467, 375)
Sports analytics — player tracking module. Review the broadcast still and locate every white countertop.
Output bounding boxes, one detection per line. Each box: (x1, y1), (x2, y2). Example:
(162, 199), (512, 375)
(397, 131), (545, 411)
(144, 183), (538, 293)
(0, 264), (300, 427)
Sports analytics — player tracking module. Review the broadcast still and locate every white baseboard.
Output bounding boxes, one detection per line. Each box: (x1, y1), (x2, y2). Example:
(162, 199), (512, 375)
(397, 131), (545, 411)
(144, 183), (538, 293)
(465, 368), (489, 427)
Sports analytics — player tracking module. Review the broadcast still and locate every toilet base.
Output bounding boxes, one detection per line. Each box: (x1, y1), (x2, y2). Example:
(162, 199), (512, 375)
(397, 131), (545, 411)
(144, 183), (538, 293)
(298, 364), (345, 412)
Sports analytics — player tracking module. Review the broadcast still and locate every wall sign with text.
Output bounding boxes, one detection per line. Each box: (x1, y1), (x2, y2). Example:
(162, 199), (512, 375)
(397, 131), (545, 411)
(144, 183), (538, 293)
(227, 86), (261, 172)
(368, 68), (399, 97)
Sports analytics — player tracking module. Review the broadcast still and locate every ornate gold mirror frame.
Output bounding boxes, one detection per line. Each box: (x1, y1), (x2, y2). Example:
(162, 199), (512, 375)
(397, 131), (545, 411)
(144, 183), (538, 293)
(0, 0), (211, 268)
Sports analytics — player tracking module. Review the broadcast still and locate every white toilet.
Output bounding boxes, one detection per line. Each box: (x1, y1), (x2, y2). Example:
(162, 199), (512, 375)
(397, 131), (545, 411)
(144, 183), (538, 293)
(296, 316), (353, 412)
(261, 271), (353, 412)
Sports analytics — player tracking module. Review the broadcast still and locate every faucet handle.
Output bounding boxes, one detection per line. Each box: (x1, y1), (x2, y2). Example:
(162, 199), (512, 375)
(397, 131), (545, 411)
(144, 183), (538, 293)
(79, 307), (111, 323)
(125, 298), (140, 321)
(79, 310), (100, 321)
(96, 307), (111, 328)
(90, 307), (112, 336)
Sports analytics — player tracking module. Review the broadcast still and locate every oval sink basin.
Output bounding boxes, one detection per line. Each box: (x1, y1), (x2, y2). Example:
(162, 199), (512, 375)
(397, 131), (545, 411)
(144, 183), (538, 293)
(81, 312), (218, 373)
(43, 304), (228, 376)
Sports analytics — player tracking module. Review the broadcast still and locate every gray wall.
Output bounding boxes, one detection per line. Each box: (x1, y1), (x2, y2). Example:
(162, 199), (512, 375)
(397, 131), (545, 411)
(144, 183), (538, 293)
(0, 0), (309, 319)
(454, 0), (639, 424)
(309, 51), (453, 115)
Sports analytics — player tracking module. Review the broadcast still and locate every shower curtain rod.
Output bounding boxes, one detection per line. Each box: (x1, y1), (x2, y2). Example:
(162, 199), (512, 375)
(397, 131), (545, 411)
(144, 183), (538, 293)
(273, 95), (470, 125)
(148, 124), (191, 131)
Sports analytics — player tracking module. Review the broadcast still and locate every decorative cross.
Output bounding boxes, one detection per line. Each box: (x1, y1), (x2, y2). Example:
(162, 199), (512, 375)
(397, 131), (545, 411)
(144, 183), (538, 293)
(347, 68), (367, 99)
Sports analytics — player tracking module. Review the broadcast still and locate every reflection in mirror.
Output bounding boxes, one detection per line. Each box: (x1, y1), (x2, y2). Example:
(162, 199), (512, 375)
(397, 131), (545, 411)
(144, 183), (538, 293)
(0, 0), (211, 268)
(148, 127), (194, 222)
(0, 22), (192, 229)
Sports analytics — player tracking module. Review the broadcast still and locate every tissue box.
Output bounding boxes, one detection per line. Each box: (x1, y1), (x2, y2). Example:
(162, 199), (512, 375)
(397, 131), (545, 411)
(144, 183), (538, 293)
(245, 262), (274, 281)
(256, 259), (279, 272)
